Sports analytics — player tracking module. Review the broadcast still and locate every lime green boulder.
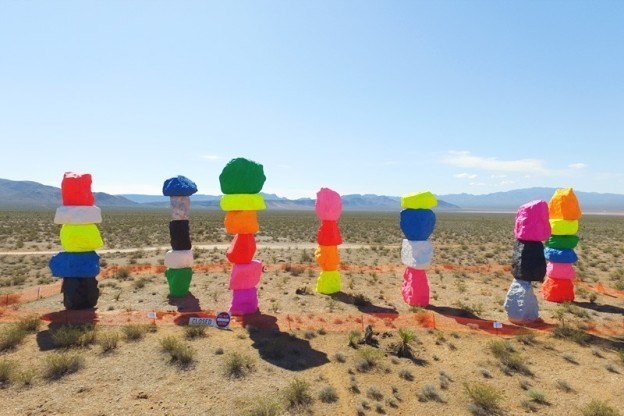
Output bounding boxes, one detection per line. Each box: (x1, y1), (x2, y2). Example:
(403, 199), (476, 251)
(220, 194), (266, 211)
(165, 268), (193, 297)
(401, 191), (437, 209)
(316, 271), (341, 295)
(549, 219), (578, 236)
(219, 158), (266, 194)
(545, 235), (580, 250)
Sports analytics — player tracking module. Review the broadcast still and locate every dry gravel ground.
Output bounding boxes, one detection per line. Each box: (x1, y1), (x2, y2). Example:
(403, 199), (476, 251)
(1, 211), (623, 415)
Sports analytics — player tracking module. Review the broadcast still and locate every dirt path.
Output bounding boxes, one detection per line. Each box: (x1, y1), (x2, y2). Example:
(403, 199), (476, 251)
(0, 242), (375, 256)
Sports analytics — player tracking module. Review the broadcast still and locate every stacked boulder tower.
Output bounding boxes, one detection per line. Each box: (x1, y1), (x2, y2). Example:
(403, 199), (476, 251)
(314, 188), (343, 295)
(49, 172), (104, 309)
(162, 176), (198, 298)
(542, 188), (582, 303)
(219, 158), (266, 315)
(399, 192), (437, 307)
(504, 200), (551, 323)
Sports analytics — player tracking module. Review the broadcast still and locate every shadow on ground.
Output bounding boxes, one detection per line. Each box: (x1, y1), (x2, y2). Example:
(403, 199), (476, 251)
(573, 301), (624, 315)
(36, 309), (99, 351)
(330, 292), (398, 315)
(240, 313), (329, 371)
(168, 292), (201, 312)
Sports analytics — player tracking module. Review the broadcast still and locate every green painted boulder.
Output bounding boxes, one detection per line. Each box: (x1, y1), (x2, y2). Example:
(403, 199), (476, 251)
(545, 235), (579, 250)
(165, 267), (193, 297)
(219, 158), (266, 194)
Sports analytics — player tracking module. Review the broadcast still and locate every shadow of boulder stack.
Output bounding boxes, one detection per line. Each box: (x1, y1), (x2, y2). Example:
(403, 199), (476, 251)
(167, 292), (202, 312)
(36, 309), (99, 351)
(240, 313), (329, 371)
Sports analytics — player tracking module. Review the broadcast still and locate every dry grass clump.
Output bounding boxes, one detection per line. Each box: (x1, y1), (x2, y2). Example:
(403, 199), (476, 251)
(488, 340), (532, 376)
(17, 315), (42, 333)
(580, 400), (620, 416)
(552, 325), (591, 345)
(355, 347), (383, 372)
(160, 336), (195, 367)
(318, 385), (339, 403)
(464, 382), (504, 415)
(283, 378), (313, 410)
(51, 325), (96, 348)
(0, 359), (18, 387)
(0, 325), (27, 352)
(243, 397), (281, 416)
(96, 331), (120, 353)
(222, 352), (255, 378)
(122, 324), (152, 341)
(184, 324), (207, 340)
(417, 384), (445, 403)
(43, 352), (85, 380)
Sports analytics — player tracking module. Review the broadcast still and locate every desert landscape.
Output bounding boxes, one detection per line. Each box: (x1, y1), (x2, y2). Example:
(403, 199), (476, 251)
(1, 210), (623, 416)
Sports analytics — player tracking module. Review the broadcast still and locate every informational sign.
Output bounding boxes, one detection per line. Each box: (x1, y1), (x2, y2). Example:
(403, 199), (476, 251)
(147, 311), (157, 319)
(189, 311), (231, 330)
(493, 321), (503, 329)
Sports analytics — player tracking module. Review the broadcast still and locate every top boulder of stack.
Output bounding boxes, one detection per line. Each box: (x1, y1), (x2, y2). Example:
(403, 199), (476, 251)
(62, 172), (94, 206)
(219, 158), (266, 195)
(162, 176), (198, 196)
(514, 200), (550, 242)
(401, 192), (437, 210)
(549, 188), (582, 220)
(315, 188), (342, 221)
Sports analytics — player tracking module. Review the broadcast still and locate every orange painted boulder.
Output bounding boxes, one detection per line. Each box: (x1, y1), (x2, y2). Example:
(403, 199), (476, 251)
(315, 245), (340, 271)
(224, 210), (259, 234)
(226, 234), (256, 264)
(317, 220), (342, 246)
(541, 276), (575, 303)
(549, 188), (582, 220)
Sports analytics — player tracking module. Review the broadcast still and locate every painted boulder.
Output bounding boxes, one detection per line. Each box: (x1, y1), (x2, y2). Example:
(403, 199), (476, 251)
(229, 260), (263, 290)
(60, 224), (104, 252)
(544, 248), (578, 264)
(164, 250), (194, 269)
(549, 219), (579, 236)
(400, 209), (436, 241)
(162, 176), (198, 197)
(54, 206), (102, 225)
(542, 276), (575, 303)
(504, 279), (540, 323)
(315, 245), (340, 271)
(165, 268), (193, 297)
(170, 196), (190, 220)
(511, 240), (547, 282)
(317, 220), (343, 246)
(230, 287), (259, 315)
(316, 270), (342, 294)
(401, 192), (438, 210)
(169, 220), (192, 250)
(315, 188), (342, 221)
(61, 277), (99, 309)
(61, 172), (94, 206)
(219, 158), (266, 195)
(545, 235), (580, 250)
(226, 234), (256, 264)
(546, 262), (576, 280)
(220, 194), (266, 211)
(401, 267), (429, 307)
(514, 200), (551, 242)
(49, 251), (100, 278)
(224, 210), (259, 234)
(401, 239), (433, 269)
(549, 188), (582, 220)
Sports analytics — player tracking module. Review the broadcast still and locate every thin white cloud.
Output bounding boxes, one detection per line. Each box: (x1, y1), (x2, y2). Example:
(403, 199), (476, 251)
(201, 154), (221, 161)
(491, 174), (507, 179)
(469, 182), (487, 186)
(569, 163), (588, 169)
(454, 173), (478, 179)
(499, 180), (516, 185)
(442, 151), (549, 174)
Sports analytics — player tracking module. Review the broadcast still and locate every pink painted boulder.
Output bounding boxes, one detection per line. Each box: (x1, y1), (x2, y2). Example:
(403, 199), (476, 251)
(230, 288), (258, 315)
(401, 267), (430, 307)
(315, 188), (342, 221)
(546, 262), (576, 280)
(514, 200), (551, 242)
(229, 260), (263, 290)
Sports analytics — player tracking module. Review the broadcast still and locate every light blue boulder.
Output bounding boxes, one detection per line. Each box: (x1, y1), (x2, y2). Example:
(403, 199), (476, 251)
(504, 279), (540, 323)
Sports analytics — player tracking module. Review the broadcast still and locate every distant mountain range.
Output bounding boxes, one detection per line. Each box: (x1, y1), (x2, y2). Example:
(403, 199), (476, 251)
(1, 178), (624, 212)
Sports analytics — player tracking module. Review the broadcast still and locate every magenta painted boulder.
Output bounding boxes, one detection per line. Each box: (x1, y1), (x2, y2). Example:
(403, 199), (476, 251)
(514, 200), (551, 242)
(315, 188), (342, 221)
(546, 262), (576, 280)
(230, 288), (258, 315)
(401, 267), (430, 307)
(229, 260), (263, 290)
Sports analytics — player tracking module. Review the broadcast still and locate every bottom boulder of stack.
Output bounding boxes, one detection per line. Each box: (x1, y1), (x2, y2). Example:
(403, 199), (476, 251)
(401, 267), (429, 307)
(316, 270), (341, 295)
(62, 277), (99, 310)
(504, 279), (540, 323)
(542, 276), (575, 303)
(230, 287), (258, 315)
(165, 268), (193, 297)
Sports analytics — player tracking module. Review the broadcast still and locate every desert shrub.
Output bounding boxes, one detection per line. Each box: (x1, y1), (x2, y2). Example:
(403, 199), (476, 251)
(51, 325), (96, 348)
(122, 324), (149, 341)
(562, 353), (578, 364)
(283, 378), (313, 409)
(348, 330), (361, 348)
(319, 385), (339, 403)
(464, 382), (503, 415)
(556, 379), (574, 393)
(160, 336), (195, 367)
(478, 367), (493, 379)
(0, 359), (18, 386)
(553, 325), (591, 345)
(366, 386), (383, 401)
(399, 368), (414, 381)
(333, 352), (346, 363)
(223, 352), (255, 378)
(580, 400), (620, 416)
(17, 315), (42, 332)
(417, 384), (444, 403)
(184, 325), (207, 340)
(516, 333), (537, 346)
(439, 370), (453, 390)
(355, 347), (383, 372)
(488, 340), (532, 376)
(0, 325), (26, 351)
(243, 398), (281, 416)
(526, 389), (548, 405)
(96, 331), (120, 352)
(43, 352), (85, 380)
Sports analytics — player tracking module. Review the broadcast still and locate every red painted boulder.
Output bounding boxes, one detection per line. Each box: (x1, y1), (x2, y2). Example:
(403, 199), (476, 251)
(542, 276), (575, 303)
(226, 234), (256, 264)
(61, 172), (94, 206)
(317, 220), (342, 246)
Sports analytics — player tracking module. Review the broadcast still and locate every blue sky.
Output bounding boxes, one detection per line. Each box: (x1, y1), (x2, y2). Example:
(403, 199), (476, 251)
(1, 1), (622, 197)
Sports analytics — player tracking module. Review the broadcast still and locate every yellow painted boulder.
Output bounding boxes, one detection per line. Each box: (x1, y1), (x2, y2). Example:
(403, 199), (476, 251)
(316, 270), (341, 294)
(549, 219), (578, 236)
(60, 224), (104, 252)
(549, 188), (582, 220)
(401, 191), (437, 209)
(220, 194), (266, 211)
